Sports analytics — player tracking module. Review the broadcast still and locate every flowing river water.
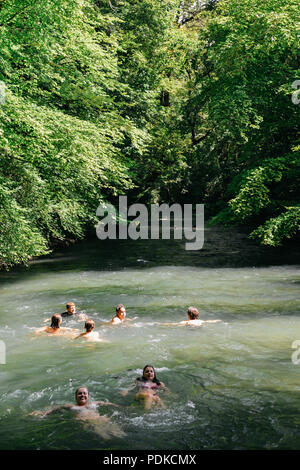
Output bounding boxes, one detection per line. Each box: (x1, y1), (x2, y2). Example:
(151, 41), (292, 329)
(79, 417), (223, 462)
(0, 227), (299, 450)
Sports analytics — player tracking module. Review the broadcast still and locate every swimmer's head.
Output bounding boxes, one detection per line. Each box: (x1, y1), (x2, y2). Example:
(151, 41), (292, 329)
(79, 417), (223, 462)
(75, 387), (89, 406)
(187, 307), (199, 320)
(66, 302), (76, 314)
(116, 304), (126, 319)
(84, 319), (95, 332)
(141, 364), (160, 385)
(50, 314), (62, 329)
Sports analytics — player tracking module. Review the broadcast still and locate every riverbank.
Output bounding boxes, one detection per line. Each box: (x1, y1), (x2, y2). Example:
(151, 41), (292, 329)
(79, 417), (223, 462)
(2, 220), (300, 273)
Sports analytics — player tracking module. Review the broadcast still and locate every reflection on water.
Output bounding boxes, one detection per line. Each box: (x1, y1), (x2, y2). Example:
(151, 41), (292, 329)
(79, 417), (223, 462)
(0, 227), (299, 449)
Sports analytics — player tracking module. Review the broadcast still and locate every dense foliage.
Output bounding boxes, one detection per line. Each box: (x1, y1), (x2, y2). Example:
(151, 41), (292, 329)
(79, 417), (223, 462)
(199, 0), (300, 246)
(0, 0), (134, 266)
(0, 0), (299, 267)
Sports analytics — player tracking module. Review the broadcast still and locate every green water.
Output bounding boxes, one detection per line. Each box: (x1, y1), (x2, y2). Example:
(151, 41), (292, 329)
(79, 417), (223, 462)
(0, 227), (299, 450)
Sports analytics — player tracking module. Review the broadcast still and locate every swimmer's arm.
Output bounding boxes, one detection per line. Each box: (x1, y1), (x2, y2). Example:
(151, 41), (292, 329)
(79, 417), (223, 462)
(101, 321), (113, 327)
(94, 400), (120, 407)
(29, 404), (72, 417)
(62, 327), (80, 332)
(125, 316), (138, 322)
(74, 332), (85, 340)
(43, 317), (51, 323)
(202, 320), (221, 324)
(159, 382), (170, 393)
(45, 404), (73, 415)
(121, 381), (138, 397)
(34, 327), (46, 334)
(159, 320), (220, 327)
(154, 321), (188, 327)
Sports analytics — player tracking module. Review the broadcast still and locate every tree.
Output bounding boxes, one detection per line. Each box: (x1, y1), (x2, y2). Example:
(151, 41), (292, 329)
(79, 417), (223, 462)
(185, 0), (300, 244)
(0, 0), (133, 266)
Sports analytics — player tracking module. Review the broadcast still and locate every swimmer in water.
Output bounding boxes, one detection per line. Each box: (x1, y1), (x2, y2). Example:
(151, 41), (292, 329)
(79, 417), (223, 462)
(29, 387), (125, 439)
(44, 302), (88, 323)
(104, 304), (137, 326)
(35, 314), (79, 337)
(61, 302), (88, 322)
(111, 304), (127, 325)
(75, 319), (108, 342)
(158, 307), (221, 327)
(122, 365), (168, 410)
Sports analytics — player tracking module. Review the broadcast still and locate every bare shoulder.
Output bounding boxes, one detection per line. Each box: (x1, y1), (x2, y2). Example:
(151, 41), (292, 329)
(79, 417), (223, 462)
(34, 327), (45, 334)
(94, 400), (119, 407)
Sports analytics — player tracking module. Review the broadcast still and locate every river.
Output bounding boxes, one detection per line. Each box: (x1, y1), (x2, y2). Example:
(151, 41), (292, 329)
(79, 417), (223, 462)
(0, 226), (299, 450)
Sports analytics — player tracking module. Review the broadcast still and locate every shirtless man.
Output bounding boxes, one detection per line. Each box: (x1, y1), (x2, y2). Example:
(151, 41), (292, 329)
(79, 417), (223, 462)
(61, 302), (88, 322)
(158, 307), (221, 327)
(75, 319), (108, 342)
(179, 307), (220, 326)
(29, 387), (125, 439)
(43, 302), (88, 324)
(35, 314), (79, 337)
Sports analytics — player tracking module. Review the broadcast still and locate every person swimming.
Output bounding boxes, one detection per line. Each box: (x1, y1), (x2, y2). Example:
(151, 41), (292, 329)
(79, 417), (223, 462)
(111, 304), (127, 325)
(122, 365), (168, 410)
(29, 387), (125, 439)
(182, 307), (221, 326)
(35, 314), (79, 337)
(49, 314), (62, 331)
(61, 302), (88, 322)
(109, 304), (137, 326)
(157, 307), (221, 327)
(75, 319), (108, 342)
(43, 302), (88, 324)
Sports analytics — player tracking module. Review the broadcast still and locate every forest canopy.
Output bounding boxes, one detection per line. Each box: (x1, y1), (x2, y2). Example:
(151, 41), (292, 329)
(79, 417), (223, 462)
(0, 0), (299, 267)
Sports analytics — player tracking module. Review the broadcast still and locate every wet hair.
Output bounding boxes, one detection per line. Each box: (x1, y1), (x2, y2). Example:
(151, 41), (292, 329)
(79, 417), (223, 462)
(75, 387), (89, 399)
(137, 364), (161, 386)
(116, 304), (125, 313)
(85, 319), (95, 332)
(50, 314), (62, 329)
(187, 307), (199, 320)
(66, 302), (75, 309)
